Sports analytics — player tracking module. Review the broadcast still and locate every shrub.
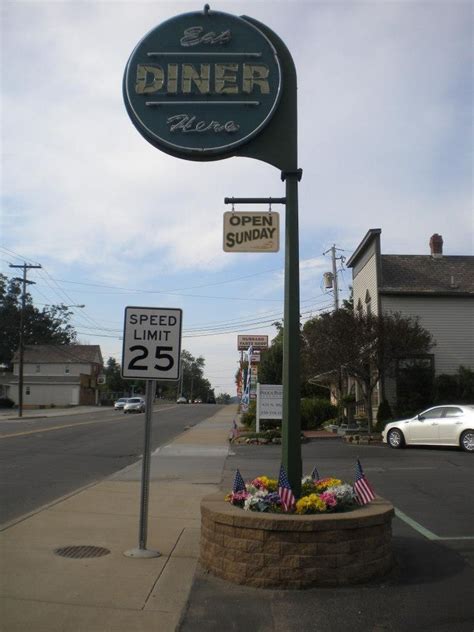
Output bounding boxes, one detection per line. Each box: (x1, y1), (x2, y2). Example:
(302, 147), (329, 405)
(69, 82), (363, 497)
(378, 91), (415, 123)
(300, 398), (337, 430)
(0, 397), (14, 409)
(241, 400), (256, 429)
(434, 366), (474, 404)
(433, 374), (458, 404)
(375, 400), (393, 432)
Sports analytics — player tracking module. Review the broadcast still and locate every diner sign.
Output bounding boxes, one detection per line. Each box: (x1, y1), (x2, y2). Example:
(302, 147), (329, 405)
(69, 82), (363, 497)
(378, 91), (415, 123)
(223, 211), (279, 252)
(123, 8), (282, 160)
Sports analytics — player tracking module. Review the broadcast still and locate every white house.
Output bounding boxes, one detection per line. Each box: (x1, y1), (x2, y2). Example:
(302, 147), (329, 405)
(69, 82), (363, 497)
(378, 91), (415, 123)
(346, 229), (474, 412)
(9, 345), (103, 408)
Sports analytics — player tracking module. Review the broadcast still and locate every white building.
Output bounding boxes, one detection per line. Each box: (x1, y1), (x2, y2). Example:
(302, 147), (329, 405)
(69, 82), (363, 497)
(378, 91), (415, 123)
(346, 229), (474, 413)
(9, 345), (103, 408)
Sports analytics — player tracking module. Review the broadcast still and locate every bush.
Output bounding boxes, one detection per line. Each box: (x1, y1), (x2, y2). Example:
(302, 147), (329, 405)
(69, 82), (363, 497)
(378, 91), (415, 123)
(0, 397), (14, 409)
(433, 374), (458, 404)
(241, 400), (256, 429)
(434, 366), (474, 404)
(300, 398), (337, 430)
(375, 400), (393, 432)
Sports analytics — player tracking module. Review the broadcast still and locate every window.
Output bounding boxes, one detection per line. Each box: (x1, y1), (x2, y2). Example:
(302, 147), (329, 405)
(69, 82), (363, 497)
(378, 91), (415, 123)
(25, 386), (30, 395)
(420, 407), (444, 419)
(65, 366), (70, 374)
(35, 365), (41, 373)
(443, 407), (463, 417)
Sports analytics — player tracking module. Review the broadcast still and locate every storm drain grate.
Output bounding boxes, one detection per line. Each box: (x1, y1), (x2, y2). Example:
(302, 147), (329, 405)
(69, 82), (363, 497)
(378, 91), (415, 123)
(54, 545), (111, 559)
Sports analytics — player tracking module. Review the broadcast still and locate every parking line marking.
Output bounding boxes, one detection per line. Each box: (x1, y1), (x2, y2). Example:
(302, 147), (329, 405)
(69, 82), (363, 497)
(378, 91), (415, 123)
(395, 508), (474, 541)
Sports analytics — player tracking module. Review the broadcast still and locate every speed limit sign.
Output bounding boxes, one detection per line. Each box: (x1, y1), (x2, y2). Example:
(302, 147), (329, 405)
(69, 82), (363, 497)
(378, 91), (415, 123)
(122, 306), (182, 380)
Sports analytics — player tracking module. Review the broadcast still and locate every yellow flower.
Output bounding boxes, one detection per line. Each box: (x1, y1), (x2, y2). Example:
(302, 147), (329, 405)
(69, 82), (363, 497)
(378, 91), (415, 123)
(259, 476), (278, 492)
(295, 493), (327, 514)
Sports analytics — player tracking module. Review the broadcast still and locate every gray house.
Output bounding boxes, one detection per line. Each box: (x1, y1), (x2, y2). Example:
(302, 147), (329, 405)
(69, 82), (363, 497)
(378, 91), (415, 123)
(346, 229), (474, 412)
(10, 345), (103, 408)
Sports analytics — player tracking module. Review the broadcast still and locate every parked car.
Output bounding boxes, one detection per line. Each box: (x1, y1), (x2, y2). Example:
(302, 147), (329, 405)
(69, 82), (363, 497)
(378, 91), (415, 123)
(123, 397), (146, 413)
(382, 405), (474, 452)
(114, 398), (130, 410)
(176, 396), (187, 404)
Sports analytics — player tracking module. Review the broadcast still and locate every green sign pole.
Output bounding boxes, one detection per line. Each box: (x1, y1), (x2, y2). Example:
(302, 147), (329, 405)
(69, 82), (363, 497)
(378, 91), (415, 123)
(282, 170), (302, 497)
(123, 6), (303, 497)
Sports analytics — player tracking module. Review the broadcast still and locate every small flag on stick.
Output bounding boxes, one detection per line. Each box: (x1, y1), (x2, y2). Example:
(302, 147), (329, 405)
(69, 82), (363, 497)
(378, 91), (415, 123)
(310, 466), (320, 481)
(232, 418), (239, 438)
(278, 465), (296, 512)
(353, 459), (376, 505)
(232, 469), (246, 493)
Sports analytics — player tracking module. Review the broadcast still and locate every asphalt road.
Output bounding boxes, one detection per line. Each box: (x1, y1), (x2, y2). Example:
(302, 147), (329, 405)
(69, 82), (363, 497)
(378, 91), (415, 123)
(181, 439), (474, 632)
(0, 403), (223, 525)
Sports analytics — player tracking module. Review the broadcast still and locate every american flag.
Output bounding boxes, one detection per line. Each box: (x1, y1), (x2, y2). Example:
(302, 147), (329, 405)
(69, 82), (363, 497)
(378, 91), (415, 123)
(354, 459), (376, 505)
(232, 469), (246, 493)
(278, 465), (296, 512)
(310, 466), (320, 481)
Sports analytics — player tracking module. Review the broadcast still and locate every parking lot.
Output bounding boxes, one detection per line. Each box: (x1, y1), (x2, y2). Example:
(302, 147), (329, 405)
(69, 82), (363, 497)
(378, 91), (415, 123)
(181, 438), (474, 632)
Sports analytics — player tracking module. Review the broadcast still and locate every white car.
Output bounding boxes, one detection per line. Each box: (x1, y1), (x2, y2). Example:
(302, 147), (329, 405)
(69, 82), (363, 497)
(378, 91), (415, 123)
(123, 397), (146, 413)
(114, 398), (130, 410)
(382, 405), (474, 452)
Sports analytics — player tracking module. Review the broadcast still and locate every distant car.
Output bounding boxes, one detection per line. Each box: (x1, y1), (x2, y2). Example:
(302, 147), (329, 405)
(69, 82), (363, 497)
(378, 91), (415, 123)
(382, 405), (474, 452)
(177, 396), (187, 404)
(193, 398), (202, 404)
(114, 398), (130, 410)
(123, 397), (146, 413)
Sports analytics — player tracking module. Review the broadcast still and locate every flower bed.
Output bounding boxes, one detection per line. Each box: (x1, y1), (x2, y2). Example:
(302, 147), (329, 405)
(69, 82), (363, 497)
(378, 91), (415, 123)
(226, 475), (358, 514)
(200, 493), (394, 588)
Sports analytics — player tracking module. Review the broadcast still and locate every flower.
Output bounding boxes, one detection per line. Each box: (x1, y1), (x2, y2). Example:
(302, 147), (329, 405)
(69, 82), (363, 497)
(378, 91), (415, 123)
(225, 472), (358, 515)
(295, 493), (327, 514)
(314, 477), (343, 492)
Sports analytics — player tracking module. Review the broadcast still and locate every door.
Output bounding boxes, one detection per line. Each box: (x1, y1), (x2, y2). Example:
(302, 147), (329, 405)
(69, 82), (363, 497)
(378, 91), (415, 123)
(408, 407), (443, 443)
(438, 406), (464, 444)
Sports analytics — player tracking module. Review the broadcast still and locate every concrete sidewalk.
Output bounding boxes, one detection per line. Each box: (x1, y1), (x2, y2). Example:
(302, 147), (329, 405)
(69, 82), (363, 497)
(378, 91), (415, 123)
(1, 406), (236, 631)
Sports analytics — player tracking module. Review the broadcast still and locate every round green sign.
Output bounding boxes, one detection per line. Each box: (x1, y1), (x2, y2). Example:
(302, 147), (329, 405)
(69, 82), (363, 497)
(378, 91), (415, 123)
(123, 8), (282, 159)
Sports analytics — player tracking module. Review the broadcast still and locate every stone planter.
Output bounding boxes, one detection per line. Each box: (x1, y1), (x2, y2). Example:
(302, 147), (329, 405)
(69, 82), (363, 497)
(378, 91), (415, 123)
(200, 493), (394, 589)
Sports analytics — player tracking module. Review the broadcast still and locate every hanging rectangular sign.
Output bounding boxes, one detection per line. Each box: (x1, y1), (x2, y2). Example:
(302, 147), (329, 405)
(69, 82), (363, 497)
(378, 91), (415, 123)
(122, 306), (182, 380)
(237, 335), (269, 351)
(223, 211), (279, 252)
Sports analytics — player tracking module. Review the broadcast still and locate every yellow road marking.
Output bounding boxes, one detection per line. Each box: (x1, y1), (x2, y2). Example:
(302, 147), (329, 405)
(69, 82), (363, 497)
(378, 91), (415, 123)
(0, 405), (177, 439)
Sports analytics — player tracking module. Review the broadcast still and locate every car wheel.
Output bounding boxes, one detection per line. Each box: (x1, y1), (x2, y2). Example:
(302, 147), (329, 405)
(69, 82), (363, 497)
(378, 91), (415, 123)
(460, 430), (474, 453)
(387, 428), (405, 449)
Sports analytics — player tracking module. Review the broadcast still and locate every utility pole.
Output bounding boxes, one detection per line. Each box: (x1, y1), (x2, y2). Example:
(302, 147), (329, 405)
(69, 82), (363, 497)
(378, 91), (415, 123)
(9, 263), (42, 418)
(323, 245), (345, 311)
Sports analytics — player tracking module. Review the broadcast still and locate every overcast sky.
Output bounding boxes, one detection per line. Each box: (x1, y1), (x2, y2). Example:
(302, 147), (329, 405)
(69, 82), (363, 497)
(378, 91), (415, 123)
(1, 1), (472, 396)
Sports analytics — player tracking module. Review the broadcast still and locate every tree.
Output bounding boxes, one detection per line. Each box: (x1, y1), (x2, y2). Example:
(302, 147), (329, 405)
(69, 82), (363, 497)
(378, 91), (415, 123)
(217, 393), (231, 404)
(258, 322), (283, 385)
(302, 310), (434, 433)
(0, 273), (77, 369)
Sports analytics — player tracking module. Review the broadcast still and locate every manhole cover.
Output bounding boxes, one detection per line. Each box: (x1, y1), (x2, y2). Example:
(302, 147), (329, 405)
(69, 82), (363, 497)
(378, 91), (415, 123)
(54, 545), (111, 559)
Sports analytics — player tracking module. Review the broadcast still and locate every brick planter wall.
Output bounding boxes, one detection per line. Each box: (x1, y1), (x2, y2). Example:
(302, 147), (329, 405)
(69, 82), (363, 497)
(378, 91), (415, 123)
(200, 493), (394, 588)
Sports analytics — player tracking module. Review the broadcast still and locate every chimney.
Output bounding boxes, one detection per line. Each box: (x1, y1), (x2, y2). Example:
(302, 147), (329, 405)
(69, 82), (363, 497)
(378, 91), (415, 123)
(429, 233), (443, 258)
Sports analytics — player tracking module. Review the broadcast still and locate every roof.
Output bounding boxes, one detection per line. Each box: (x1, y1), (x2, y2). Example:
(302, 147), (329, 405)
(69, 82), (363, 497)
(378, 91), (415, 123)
(380, 255), (474, 296)
(13, 345), (103, 365)
(346, 229), (381, 268)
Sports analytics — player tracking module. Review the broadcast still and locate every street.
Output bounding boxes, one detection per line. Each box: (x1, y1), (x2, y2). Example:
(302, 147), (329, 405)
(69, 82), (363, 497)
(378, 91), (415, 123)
(0, 403), (223, 525)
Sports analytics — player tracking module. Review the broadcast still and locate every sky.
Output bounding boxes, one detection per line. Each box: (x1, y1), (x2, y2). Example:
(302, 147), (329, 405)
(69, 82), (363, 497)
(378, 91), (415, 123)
(1, 0), (472, 396)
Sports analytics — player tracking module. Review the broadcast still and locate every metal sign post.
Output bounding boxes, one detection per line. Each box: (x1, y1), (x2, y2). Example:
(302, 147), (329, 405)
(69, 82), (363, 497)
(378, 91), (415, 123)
(122, 306), (182, 558)
(124, 379), (160, 558)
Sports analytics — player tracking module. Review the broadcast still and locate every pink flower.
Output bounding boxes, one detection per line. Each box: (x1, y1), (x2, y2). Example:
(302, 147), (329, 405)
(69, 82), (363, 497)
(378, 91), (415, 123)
(320, 492), (337, 508)
(250, 477), (267, 490)
(230, 491), (249, 503)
